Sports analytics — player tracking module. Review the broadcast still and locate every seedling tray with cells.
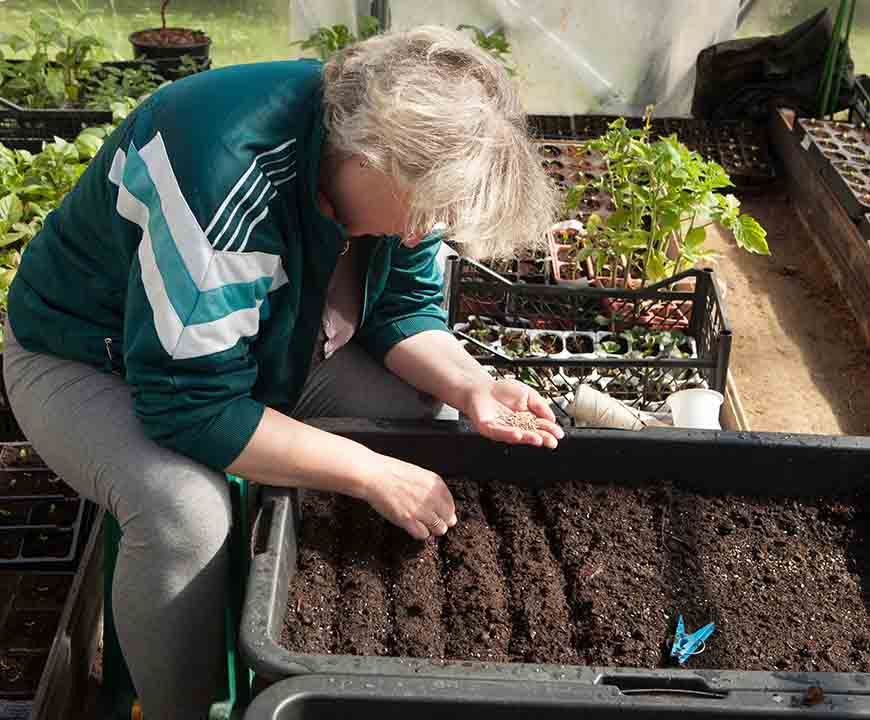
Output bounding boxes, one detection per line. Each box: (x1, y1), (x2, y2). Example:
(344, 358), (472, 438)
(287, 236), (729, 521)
(794, 118), (870, 220)
(529, 115), (776, 190)
(446, 258), (729, 420)
(536, 141), (617, 226)
(0, 570), (72, 701)
(0, 444), (93, 568)
(241, 420), (870, 716)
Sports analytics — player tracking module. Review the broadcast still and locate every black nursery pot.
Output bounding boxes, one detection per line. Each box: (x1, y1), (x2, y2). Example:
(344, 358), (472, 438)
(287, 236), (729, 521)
(129, 28), (212, 80)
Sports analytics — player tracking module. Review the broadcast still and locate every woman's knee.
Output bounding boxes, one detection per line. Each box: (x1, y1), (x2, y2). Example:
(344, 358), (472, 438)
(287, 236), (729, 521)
(117, 459), (232, 559)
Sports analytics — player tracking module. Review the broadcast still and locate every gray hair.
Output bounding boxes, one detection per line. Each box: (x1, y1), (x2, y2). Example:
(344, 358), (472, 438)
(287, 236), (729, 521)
(321, 25), (557, 259)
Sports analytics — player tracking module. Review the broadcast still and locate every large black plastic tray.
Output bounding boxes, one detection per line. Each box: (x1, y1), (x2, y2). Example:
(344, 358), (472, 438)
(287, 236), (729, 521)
(244, 674), (870, 720)
(528, 114), (777, 190)
(240, 419), (870, 716)
(0, 59), (211, 150)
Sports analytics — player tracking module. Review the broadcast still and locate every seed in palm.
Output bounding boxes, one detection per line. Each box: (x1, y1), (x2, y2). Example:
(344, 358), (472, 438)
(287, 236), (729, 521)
(495, 411), (538, 432)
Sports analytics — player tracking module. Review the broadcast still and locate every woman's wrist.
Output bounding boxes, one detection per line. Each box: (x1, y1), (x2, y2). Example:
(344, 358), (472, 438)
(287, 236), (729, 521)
(451, 370), (496, 417)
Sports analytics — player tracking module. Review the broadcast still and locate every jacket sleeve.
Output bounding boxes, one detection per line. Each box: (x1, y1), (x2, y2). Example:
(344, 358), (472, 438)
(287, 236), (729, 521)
(356, 234), (450, 362)
(112, 119), (291, 472)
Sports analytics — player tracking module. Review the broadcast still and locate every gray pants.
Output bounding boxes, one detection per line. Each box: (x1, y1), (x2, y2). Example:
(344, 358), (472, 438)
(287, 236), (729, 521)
(2, 321), (438, 719)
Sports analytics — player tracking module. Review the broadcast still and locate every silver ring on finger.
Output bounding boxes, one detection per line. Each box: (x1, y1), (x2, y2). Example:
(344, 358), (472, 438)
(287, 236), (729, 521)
(426, 513), (445, 530)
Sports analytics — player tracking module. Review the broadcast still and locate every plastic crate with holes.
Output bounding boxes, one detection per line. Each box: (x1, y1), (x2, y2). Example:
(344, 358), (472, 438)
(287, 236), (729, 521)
(446, 257), (732, 425)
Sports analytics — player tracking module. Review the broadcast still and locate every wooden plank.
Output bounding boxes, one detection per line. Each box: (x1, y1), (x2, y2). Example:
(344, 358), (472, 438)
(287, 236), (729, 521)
(770, 109), (870, 345)
(722, 371), (751, 432)
(31, 508), (104, 720)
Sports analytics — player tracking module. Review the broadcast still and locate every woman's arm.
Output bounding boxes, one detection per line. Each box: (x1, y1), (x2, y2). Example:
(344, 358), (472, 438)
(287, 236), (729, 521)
(226, 408), (456, 539)
(385, 330), (564, 448)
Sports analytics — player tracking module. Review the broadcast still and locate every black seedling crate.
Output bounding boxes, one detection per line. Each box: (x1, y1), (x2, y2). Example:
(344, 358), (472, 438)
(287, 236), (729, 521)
(0, 59), (211, 150)
(0, 96), (112, 152)
(446, 258), (730, 421)
(240, 420), (870, 719)
(528, 114), (777, 189)
(0, 444), (94, 569)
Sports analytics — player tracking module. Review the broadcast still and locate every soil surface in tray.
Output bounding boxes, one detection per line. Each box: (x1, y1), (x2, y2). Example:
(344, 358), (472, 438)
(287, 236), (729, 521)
(281, 480), (870, 671)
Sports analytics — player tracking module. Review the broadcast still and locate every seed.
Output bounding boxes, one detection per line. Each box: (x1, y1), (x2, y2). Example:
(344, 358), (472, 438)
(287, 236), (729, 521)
(495, 411), (538, 432)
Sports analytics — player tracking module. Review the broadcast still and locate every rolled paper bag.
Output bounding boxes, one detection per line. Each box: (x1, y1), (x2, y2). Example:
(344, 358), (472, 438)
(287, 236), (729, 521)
(570, 384), (666, 430)
(666, 388), (724, 429)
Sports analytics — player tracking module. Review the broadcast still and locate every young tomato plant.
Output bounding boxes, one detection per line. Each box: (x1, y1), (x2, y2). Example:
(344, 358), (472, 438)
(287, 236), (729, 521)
(293, 16), (380, 60)
(565, 112), (770, 285)
(456, 24), (516, 76)
(0, 8), (104, 108)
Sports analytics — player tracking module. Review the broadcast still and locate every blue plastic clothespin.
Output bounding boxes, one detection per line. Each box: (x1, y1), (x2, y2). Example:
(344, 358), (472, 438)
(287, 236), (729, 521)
(671, 614), (715, 665)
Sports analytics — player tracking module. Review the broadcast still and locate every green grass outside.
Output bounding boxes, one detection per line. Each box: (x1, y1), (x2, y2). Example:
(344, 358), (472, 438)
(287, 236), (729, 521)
(0, 0), (301, 67)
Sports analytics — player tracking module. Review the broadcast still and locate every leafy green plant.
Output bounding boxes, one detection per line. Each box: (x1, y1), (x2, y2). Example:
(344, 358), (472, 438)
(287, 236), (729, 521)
(0, 126), (111, 325)
(84, 63), (164, 110)
(292, 16), (380, 60)
(457, 24), (515, 76)
(565, 114), (770, 286)
(0, 6), (104, 108)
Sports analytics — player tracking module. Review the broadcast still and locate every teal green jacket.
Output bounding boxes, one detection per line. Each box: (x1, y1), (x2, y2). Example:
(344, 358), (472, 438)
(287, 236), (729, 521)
(8, 60), (449, 471)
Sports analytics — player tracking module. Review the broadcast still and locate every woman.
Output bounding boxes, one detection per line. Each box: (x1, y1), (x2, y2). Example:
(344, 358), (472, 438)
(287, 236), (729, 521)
(3, 26), (560, 718)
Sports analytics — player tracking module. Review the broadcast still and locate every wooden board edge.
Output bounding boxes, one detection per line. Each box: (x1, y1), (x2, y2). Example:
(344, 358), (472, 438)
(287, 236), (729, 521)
(722, 371), (751, 432)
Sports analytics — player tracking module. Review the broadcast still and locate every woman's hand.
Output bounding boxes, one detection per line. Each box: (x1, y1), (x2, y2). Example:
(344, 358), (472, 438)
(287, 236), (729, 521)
(360, 454), (457, 540)
(464, 379), (565, 449)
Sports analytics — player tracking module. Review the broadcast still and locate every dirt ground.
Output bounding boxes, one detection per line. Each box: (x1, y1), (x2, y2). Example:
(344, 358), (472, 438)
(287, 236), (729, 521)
(709, 190), (870, 435)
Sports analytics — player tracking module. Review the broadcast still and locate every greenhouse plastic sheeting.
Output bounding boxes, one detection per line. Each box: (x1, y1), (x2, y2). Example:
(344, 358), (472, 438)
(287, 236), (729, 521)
(289, 0), (739, 116)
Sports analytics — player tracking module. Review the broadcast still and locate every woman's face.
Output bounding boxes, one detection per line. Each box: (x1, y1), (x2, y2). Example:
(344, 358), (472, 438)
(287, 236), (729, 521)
(321, 154), (422, 247)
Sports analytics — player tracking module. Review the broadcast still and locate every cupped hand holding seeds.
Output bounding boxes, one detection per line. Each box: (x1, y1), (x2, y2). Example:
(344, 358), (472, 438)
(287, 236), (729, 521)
(465, 378), (564, 449)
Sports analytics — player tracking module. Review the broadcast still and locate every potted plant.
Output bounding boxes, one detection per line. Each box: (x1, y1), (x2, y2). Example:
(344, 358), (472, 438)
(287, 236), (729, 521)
(531, 332), (563, 356)
(464, 316), (500, 345)
(565, 333), (594, 355)
(561, 112), (770, 289)
(500, 329), (531, 358)
(597, 333), (630, 356)
(0, 12), (104, 109)
(129, 1), (211, 78)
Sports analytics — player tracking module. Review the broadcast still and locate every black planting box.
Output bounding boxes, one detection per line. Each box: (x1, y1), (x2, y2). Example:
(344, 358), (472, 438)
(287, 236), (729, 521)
(243, 674), (870, 720)
(240, 419), (870, 719)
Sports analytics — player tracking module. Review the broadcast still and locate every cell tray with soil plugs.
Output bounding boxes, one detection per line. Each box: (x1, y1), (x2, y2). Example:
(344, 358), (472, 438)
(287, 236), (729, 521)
(0, 443), (93, 568)
(241, 420), (870, 718)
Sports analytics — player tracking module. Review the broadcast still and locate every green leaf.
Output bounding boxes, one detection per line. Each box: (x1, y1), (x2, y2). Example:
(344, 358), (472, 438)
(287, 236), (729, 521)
(606, 209), (631, 228)
(0, 194), (23, 225)
(684, 226), (706, 250)
(645, 251), (669, 282)
(0, 34), (30, 53)
(75, 133), (102, 159)
(733, 214), (769, 255)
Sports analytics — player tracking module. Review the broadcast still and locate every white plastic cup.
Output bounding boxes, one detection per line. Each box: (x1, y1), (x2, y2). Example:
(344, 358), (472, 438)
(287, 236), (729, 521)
(666, 389), (724, 430)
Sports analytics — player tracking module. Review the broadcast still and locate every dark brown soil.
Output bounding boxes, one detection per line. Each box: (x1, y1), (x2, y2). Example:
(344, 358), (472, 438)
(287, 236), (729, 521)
(441, 478), (511, 662)
(280, 491), (339, 655)
(131, 28), (209, 48)
(334, 497), (391, 656)
(388, 529), (445, 659)
(280, 479), (870, 671)
(539, 481), (670, 667)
